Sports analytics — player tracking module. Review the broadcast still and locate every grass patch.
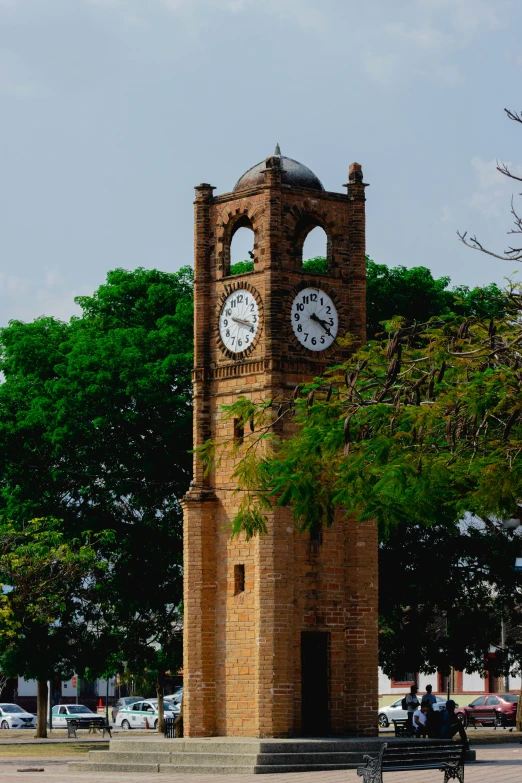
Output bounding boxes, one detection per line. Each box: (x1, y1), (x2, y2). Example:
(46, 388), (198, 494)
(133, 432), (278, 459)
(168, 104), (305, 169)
(0, 742), (108, 757)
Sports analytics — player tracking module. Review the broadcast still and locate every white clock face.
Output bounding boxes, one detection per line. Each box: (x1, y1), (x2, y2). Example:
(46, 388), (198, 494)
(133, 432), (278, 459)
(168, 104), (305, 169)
(219, 288), (260, 353)
(291, 287), (338, 351)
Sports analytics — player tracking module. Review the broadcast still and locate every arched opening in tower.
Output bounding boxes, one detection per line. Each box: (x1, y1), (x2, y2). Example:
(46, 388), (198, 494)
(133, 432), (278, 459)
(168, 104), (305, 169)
(229, 226), (254, 276)
(302, 226), (328, 275)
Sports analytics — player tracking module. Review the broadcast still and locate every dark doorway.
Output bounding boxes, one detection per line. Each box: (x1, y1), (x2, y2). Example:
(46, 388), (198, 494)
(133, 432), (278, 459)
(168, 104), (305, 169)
(301, 631), (329, 736)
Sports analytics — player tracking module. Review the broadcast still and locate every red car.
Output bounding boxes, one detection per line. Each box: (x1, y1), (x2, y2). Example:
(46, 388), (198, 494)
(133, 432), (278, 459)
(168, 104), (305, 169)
(455, 694), (518, 727)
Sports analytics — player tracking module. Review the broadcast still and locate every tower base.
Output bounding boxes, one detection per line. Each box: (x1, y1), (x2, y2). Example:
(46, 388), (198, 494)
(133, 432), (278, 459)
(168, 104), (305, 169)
(69, 737), (476, 775)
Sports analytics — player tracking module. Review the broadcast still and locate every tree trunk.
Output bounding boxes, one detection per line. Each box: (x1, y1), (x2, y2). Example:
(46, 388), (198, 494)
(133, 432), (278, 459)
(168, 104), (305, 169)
(35, 680), (48, 738)
(156, 672), (165, 734)
(516, 684), (522, 731)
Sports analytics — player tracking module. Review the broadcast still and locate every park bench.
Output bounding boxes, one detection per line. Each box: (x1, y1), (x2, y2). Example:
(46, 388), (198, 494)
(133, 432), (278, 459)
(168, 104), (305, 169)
(65, 716), (112, 739)
(464, 709), (507, 729)
(357, 740), (466, 783)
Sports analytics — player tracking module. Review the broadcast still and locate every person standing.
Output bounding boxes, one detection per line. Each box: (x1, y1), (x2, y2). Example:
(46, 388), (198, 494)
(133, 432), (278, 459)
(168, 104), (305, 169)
(405, 685), (420, 736)
(423, 684), (437, 707)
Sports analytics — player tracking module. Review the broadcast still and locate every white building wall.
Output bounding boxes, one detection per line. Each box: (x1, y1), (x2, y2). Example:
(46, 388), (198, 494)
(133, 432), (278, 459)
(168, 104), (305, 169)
(61, 677), (78, 698)
(417, 672), (437, 692)
(17, 678), (37, 697)
(96, 678), (115, 698)
(378, 668), (394, 695)
(462, 671), (486, 692)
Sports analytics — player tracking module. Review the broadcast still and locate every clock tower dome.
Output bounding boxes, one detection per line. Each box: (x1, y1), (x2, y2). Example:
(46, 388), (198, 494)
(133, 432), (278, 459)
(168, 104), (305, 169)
(182, 149), (378, 738)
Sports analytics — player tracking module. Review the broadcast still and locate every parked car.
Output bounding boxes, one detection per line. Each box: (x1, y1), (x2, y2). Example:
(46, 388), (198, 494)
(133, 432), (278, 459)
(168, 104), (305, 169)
(115, 699), (180, 730)
(111, 696), (144, 723)
(51, 704), (97, 728)
(0, 703), (36, 729)
(455, 694), (518, 727)
(165, 691), (183, 708)
(377, 695), (451, 728)
(165, 686), (183, 701)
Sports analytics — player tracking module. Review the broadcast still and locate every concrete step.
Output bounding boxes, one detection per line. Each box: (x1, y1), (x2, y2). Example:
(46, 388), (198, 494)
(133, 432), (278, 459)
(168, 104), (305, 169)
(168, 753), (259, 765)
(256, 765), (360, 774)
(69, 762), (160, 773)
(108, 740), (260, 754)
(158, 766), (254, 775)
(106, 741), (184, 753)
(88, 751), (171, 764)
(165, 751), (364, 766)
(159, 763), (357, 774)
(256, 752), (365, 765)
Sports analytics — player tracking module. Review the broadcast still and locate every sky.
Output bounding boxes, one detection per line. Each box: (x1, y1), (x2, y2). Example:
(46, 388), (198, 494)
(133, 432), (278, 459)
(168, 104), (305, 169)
(1, 0), (522, 324)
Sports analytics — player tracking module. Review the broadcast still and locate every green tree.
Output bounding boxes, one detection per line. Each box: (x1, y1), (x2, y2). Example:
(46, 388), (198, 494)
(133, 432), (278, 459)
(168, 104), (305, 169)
(198, 282), (522, 678)
(366, 257), (505, 338)
(0, 519), (109, 737)
(378, 519), (522, 682)
(0, 266), (192, 694)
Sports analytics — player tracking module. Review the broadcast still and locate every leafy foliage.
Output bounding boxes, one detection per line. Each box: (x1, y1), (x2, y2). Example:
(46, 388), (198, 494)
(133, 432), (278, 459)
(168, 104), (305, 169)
(207, 286), (522, 537)
(302, 256), (328, 275)
(200, 282), (522, 673)
(0, 518), (110, 682)
(229, 260), (254, 276)
(0, 266), (193, 684)
(366, 257), (506, 339)
(379, 519), (522, 678)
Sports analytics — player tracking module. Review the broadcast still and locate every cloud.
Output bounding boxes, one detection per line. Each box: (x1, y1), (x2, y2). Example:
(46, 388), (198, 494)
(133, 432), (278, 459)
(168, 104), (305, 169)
(363, 0), (507, 86)
(419, 0), (503, 37)
(6, 275), (30, 293)
(0, 268), (89, 325)
(469, 157), (522, 219)
(88, 0), (326, 31)
(386, 21), (452, 50)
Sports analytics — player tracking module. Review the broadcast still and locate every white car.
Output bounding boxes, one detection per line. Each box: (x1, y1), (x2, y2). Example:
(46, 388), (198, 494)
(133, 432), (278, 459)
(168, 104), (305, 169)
(164, 691), (182, 708)
(0, 703), (36, 729)
(51, 704), (97, 727)
(378, 695), (449, 728)
(116, 699), (179, 730)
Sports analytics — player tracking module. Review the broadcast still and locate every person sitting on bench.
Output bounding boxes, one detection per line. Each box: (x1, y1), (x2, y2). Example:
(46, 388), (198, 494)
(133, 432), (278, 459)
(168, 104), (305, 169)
(413, 700), (430, 737)
(440, 700), (469, 748)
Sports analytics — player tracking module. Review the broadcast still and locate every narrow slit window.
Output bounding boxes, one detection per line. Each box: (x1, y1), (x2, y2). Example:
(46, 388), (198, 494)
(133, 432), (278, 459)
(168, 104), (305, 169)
(234, 418), (244, 444)
(234, 564), (245, 595)
(310, 522), (322, 544)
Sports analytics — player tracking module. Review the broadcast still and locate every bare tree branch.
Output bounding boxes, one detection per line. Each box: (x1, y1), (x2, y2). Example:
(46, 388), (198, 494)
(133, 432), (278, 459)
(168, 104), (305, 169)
(458, 108), (522, 262)
(457, 230), (522, 262)
(497, 161), (522, 184)
(505, 108), (522, 125)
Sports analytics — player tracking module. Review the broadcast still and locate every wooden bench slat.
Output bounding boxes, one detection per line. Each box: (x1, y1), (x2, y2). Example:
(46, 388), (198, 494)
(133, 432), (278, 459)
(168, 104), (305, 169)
(385, 753), (462, 756)
(385, 764), (453, 771)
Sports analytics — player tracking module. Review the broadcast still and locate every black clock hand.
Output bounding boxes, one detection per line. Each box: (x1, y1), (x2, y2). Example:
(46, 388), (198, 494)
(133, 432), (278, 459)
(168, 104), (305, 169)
(310, 312), (332, 337)
(232, 317), (253, 328)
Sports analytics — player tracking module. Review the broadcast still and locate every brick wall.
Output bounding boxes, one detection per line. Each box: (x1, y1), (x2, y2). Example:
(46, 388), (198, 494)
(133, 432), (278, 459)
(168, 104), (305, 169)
(183, 156), (378, 737)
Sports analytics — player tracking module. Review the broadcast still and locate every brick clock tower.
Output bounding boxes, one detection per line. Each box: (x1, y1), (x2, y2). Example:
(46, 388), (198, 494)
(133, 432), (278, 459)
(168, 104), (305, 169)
(182, 148), (378, 738)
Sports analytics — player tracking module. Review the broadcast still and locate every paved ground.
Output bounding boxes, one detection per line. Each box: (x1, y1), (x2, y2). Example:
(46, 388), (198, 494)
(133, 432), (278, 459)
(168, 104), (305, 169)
(0, 746), (521, 782)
